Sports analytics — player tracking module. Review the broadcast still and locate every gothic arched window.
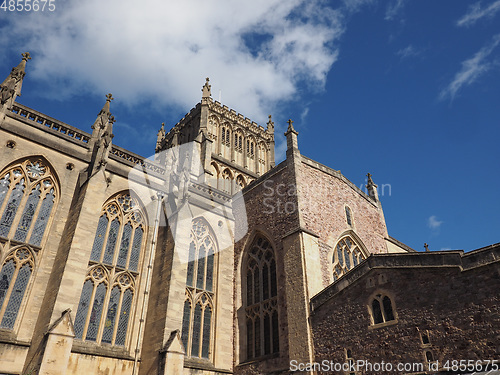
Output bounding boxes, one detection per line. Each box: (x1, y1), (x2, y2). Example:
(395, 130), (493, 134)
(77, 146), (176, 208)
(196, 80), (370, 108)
(332, 235), (366, 282)
(345, 206), (352, 226)
(245, 235), (279, 360)
(0, 247), (34, 329)
(370, 293), (395, 325)
(73, 192), (145, 346)
(0, 158), (57, 246)
(181, 218), (217, 359)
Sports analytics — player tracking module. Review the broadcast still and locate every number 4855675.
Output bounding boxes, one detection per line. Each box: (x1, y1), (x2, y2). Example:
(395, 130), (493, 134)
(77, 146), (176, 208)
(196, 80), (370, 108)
(1, 0), (56, 11)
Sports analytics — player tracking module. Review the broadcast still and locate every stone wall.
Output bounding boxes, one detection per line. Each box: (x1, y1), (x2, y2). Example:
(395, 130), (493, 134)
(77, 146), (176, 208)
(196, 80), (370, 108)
(310, 246), (500, 374)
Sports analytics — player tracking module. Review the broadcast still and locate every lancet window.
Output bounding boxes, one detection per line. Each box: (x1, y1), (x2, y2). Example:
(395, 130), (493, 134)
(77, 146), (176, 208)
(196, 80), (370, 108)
(0, 248), (34, 329)
(332, 235), (366, 282)
(245, 235), (279, 359)
(73, 192), (145, 346)
(370, 293), (396, 325)
(0, 158), (57, 246)
(181, 218), (217, 359)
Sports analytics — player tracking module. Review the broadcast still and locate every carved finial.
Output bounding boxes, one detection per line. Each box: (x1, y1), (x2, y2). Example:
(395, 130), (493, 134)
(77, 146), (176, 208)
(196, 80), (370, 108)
(108, 115), (116, 124)
(424, 243), (430, 252)
(287, 119), (294, 130)
(202, 77), (211, 98)
(367, 173), (373, 185)
(366, 172), (378, 200)
(1, 52), (32, 106)
(106, 93), (114, 102)
(266, 114), (275, 133)
(160, 122), (165, 131)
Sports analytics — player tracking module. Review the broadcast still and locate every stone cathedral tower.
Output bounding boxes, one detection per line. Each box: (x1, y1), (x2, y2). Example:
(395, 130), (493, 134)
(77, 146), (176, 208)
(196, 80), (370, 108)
(155, 78), (275, 194)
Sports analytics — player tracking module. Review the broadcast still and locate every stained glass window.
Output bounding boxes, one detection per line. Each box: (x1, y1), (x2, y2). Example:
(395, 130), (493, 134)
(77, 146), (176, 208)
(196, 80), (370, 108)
(245, 235), (279, 359)
(115, 289), (133, 346)
(0, 159), (58, 246)
(129, 227), (143, 272)
(14, 185), (40, 242)
(332, 236), (367, 282)
(117, 223), (132, 268)
(74, 280), (93, 339)
(91, 215), (109, 262)
(181, 218), (217, 359)
(181, 300), (191, 350)
(0, 179), (25, 237)
(73, 192), (145, 346)
(29, 187), (55, 246)
(0, 249), (34, 330)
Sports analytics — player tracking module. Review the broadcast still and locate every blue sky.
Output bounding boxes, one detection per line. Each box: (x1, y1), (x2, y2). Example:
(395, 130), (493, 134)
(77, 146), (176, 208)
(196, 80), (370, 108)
(1, 0), (499, 252)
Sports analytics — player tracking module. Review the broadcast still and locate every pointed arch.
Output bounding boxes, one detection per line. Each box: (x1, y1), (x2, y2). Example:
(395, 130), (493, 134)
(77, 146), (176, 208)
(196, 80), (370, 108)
(0, 156), (60, 247)
(242, 233), (280, 360)
(367, 290), (397, 326)
(74, 191), (147, 347)
(331, 231), (369, 282)
(221, 168), (233, 194)
(0, 246), (35, 329)
(181, 217), (218, 360)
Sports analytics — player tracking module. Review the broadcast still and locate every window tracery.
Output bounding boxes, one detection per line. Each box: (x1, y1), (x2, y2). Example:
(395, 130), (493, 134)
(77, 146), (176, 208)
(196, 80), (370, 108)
(245, 235), (279, 360)
(74, 192), (145, 346)
(181, 218), (217, 359)
(0, 247), (34, 329)
(370, 293), (396, 325)
(0, 159), (57, 246)
(332, 235), (366, 282)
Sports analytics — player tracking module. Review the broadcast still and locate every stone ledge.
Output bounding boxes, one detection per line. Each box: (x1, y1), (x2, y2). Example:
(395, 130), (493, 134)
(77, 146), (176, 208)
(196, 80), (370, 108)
(184, 357), (233, 373)
(71, 340), (134, 361)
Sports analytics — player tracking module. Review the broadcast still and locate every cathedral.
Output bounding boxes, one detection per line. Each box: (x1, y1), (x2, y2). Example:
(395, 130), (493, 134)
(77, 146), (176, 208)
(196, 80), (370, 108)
(0, 54), (498, 375)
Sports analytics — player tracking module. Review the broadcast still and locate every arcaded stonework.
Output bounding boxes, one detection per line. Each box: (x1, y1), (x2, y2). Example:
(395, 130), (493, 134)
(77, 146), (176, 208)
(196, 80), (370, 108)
(0, 54), (497, 375)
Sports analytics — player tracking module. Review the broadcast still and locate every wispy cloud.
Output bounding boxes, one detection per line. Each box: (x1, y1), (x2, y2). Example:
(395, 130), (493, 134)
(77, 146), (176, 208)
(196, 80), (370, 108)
(396, 45), (420, 59)
(428, 215), (443, 230)
(439, 34), (500, 101)
(0, 0), (354, 125)
(457, 0), (500, 27)
(385, 0), (407, 20)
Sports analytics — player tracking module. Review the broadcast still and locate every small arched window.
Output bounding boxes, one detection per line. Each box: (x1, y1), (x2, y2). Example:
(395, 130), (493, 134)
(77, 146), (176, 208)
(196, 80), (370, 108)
(332, 235), (366, 281)
(370, 293), (395, 325)
(0, 247), (34, 329)
(345, 206), (352, 226)
(245, 235), (279, 360)
(221, 127), (226, 144)
(74, 192), (145, 346)
(0, 158), (57, 246)
(181, 218), (217, 359)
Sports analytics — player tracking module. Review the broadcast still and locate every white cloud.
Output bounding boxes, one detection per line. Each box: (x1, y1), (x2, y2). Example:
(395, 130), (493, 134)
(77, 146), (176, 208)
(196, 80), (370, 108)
(428, 215), (443, 230)
(439, 34), (500, 101)
(457, 0), (500, 27)
(0, 0), (351, 125)
(396, 45), (420, 59)
(385, 0), (406, 20)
